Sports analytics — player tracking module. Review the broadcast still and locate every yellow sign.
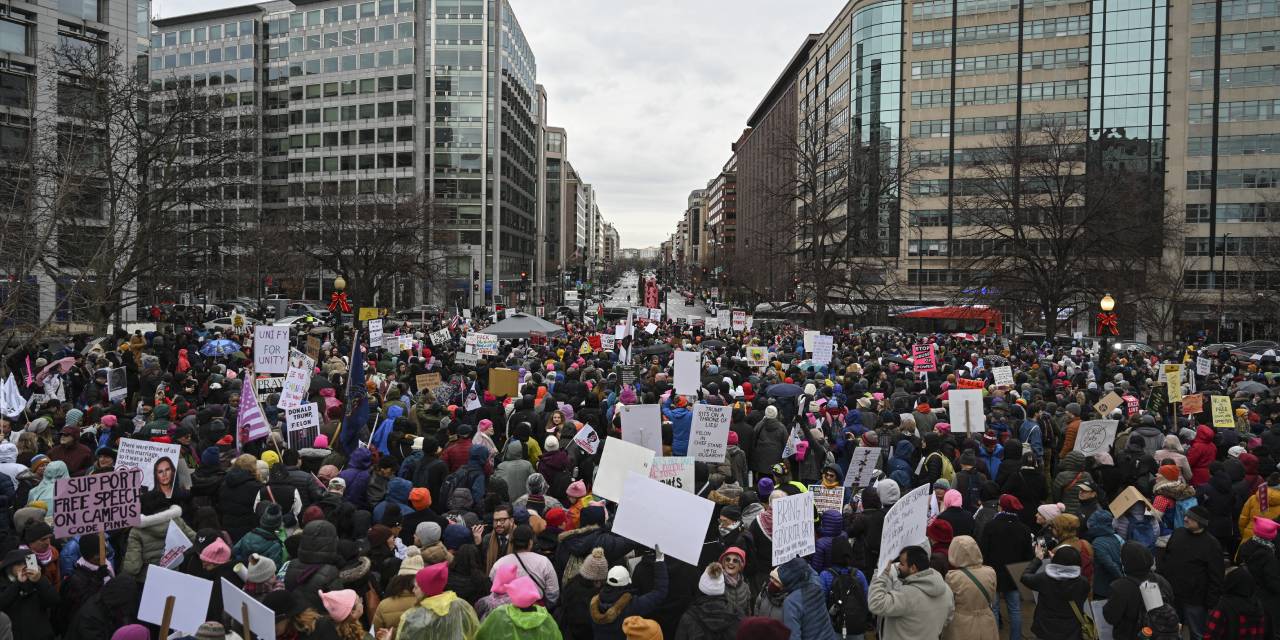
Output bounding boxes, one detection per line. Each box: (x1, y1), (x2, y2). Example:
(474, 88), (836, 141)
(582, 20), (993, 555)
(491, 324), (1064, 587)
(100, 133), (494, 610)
(358, 307), (385, 321)
(1164, 364), (1183, 403)
(1211, 395), (1235, 429)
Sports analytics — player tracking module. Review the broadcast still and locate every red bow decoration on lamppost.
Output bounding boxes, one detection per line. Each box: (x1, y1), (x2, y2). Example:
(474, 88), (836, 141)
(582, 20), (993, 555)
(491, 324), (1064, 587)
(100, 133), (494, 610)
(329, 291), (351, 313)
(1096, 312), (1119, 336)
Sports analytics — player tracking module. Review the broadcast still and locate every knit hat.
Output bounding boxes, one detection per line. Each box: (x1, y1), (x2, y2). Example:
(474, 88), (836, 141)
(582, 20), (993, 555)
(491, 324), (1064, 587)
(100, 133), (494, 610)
(526, 473), (547, 495)
(622, 616), (663, 640)
(490, 563), (518, 595)
(958, 450), (978, 468)
(736, 617), (791, 640)
(567, 480), (587, 499)
(317, 465), (340, 482)
(765, 405), (778, 419)
(607, 565), (632, 587)
(720, 546), (747, 568)
(262, 591), (305, 621)
(933, 478), (950, 490)
(415, 563), (449, 596)
(398, 547), (425, 576)
(874, 479), (900, 506)
(579, 547), (609, 582)
(259, 503), (283, 531)
(194, 622), (228, 640)
(1256, 517), (1279, 541)
(110, 624), (151, 640)
(1037, 502), (1066, 522)
(580, 505), (607, 527)
(313, 434), (329, 449)
(199, 538), (231, 565)
(64, 408), (84, 428)
(1229, 445), (1246, 459)
(442, 523), (471, 550)
(242, 553), (277, 583)
(544, 507), (567, 529)
(409, 488), (431, 511)
(261, 450), (280, 467)
(727, 431), (739, 446)
(1185, 506), (1210, 528)
(698, 562), (725, 596)
(544, 435), (559, 452)
(320, 589), (358, 622)
(1158, 464), (1181, 482)
(507, 576), (542, 608)
(999, 494), (1024, 512)
(942, 489), (963, 510)
(1065, 403), (1081, 416)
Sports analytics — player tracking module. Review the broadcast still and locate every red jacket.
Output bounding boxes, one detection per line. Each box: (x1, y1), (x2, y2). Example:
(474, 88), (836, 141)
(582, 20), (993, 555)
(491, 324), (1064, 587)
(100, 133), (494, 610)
(1187, 425), (1217, 487)
(441, 437), (474, 473)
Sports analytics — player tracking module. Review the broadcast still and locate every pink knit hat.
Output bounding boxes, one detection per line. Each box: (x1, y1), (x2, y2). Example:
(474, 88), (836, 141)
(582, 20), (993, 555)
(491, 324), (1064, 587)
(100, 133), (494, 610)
(567, 480), (587, 499)
(199, 538), (231, 565)
(1255, 517), (1279, 541)
(490, 563), (518, 595)
(507, 576), (542, 608)
(416, 563), (449, 597)
(942, 489), (963, 510)
(320, 589), (358, 622)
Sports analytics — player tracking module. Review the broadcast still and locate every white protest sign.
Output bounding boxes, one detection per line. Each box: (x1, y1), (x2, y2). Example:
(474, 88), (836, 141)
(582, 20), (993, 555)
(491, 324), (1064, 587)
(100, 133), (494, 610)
(278, 349), (314, 410)
(948, 389), (986, 433)
(613, 472), (713, 565)
(620, 404), (663, 455)
(368, 318), (384, 348)
(456, 352), (479, 366)
(253, 325), (291, 374)
(573, 424), (600, 454)
(1072, 419), (1119, 457)
(593, 437), (656, 502)
(810, 485), (845, 514)
(648, 456), (694, 492)
(746, 346), (768, 367)
(222, 577), (278, 640)
(673, 350), (701, 397)
(993, 366), (1014, 387)
(52, 468), (141, 538)
(399, 334), (414, 352)
(731, 310), (747, 331)
(160, 519), (191, 568)
(844, 447), (880, 487)
(649, 308), (662, 321)
(1196, 357), (1211, 377)
(803, 330), (819, 354)
(782, 425), (803, 458)
(430, 328), (452, 346)
(614, 324), (626, 340)
(115, 438), (182, 491)
(689, 404), (731, 463)
(644, 323), (657, 334)
(878, 483), (931, 573)
(138, 565), (214, 635)
(108, 367), (128, 402)
(601, 334), (617, 351)
(771, 491), (816, 565)
(286, 402), (320, 432)
(472, 332), (499, 356)
(811, 335), (834, 365)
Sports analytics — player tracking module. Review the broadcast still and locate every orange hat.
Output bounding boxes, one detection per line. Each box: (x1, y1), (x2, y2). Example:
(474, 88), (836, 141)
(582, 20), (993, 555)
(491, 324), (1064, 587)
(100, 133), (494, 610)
(409, 487), (431, 511)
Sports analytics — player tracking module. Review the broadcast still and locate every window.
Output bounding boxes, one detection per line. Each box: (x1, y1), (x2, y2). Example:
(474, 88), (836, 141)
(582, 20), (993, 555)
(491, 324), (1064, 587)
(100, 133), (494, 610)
(1191, 65), (1280, 90)
(360, 2), (375, 17)
(0, 20), (28, 56)
(1189, 134), (1280, 156)
(1193, 31), (1280, 57)
(342, 4), (357, 20)
(224, 22), (237, 37)
(324, 7), (338, 23)
(1185, 203), (1280, 223)
(306, 10), (321, 26)
(1188, 168), (1280, 190)
(1190, 99), (1280, 124)
(179, 29), (192, 44)
(1193, 1), (1280, 23)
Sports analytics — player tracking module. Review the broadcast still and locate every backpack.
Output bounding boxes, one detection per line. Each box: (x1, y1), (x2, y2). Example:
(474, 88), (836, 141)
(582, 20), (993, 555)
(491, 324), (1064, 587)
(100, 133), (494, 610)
(1128, 578), (1180, 639)
(927, 451), (956, 486)
(1124, 515), (1158, 551)
(439, 466), (477, 505)
(826, 569), (869, 635)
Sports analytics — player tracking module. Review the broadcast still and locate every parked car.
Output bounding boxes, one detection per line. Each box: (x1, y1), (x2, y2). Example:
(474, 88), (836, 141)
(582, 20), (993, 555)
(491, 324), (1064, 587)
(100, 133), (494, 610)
(287, 302), (332, 320)
(204, 316), (256, 332)
(394, 305), (442, 320)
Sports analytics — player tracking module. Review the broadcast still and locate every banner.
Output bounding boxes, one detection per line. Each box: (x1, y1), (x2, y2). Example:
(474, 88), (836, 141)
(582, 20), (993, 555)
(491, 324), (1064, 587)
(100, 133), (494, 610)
(912, 343), (937, 373)
(253, 326), (291, 374)
(956, 377), (986, 390)
(368, 318), (384, 348)
(992, 366), (1014, 388)
(648, 456), (694, 492)
(612, 472), (713, 565)
(810, 485), (845, 514)
(771, 491), (816, 566)
(1072, 420), (1119, 457)
(160, 520), (191, 568)
(115, 439), (182, 491)
(52, 468), (141, 538)
(278, 349), (314, 410)
(948, 389), (985, 433)
(1211, 395), (1235, 429)
(593, 437), (656, 502)
(689, 404), (731, 463)
(573, 425), (600, 454)
(843, 447), (880, 487)
(620, 404), (663, 454)
(878, 483), (931, 573)
(673, 350), (701, 396)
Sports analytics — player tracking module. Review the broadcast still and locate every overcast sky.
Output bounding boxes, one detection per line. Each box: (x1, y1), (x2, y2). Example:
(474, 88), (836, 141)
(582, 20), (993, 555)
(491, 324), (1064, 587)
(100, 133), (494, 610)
(151, 0), (841, 249)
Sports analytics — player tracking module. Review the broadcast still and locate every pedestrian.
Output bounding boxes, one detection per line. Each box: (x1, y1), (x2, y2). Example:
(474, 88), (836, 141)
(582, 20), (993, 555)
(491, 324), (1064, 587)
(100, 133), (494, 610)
(672, 562), (740, 639)
(1205, 567), (1269, 640)
(777, 556), (838, 640)
(1021, 545), (1091, 640)
(395, 563), (480, 639)
(590, 547), (668, 640)
(1158, 505), (1224, 639)
(1235, 517), (1280, 635)
(475, 576), (559, 639)
(867, 546), (954, 640)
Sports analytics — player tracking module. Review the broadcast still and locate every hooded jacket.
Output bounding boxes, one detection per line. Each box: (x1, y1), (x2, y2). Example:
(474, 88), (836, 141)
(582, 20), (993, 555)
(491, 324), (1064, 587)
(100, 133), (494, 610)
(1238, 483), (1280, 542)
(979, 511), (1032, 593)
(1158, 522), (1225, 609)
(777, 556), (838, 640)
(371, 404), (404, 456)
(868, 562), (954, 640)
(217, 465), (262, 540)
(122, 505), (196, 582)
(1198, 471), (1238, 542)
(372, 477), (418, 523)
(1103, 542), (1175, 640)
(672, 593), (741, 640)
(1186, 425), (1216, 486)
(750, 416), (788, 474)
(1084, 510), (1123, 599)
(494, 444), (535, 502)
(887, 440), (915, 493)
(1021, 557), (1091, 640)
(336, 447), (373, 509)
(1052, 451), (1093, 515)
(0, 443), (24, 491)
(283, 520), (343, 609)
(810, 510), (845, 574)
(590, 560), (667, 640)
(943, 536), (997, 640)
(663, 396), (693, 456)
(475, 604), (560, 640)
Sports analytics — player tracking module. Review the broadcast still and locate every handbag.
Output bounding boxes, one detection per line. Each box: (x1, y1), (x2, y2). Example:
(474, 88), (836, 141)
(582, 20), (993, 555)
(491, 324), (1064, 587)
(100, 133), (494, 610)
(1068, 598), (1100, 640)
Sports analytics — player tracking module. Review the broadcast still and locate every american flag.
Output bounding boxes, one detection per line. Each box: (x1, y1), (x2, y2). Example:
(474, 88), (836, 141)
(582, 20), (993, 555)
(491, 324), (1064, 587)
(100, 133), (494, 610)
(237, 378), (270, 446)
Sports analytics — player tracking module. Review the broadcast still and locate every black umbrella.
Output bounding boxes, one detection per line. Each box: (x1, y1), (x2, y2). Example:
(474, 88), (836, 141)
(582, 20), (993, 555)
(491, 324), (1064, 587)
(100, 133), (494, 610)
(641, 343), (673, 356)
(700, 339), (726, 350)
(765, 383), (803, 398)
(309, 376), (335, 393)
(885, 356), (913, 368)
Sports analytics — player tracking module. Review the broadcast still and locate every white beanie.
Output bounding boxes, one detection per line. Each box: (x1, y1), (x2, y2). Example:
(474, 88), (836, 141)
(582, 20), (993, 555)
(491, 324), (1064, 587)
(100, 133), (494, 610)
(765, 405), (778, 420)
(874, 479), (901, 506)
(804, 383), (817, 396)
(698, 563), (725, 596)
(544, 435), (559, 452)
(1229, 445), (1246, 459)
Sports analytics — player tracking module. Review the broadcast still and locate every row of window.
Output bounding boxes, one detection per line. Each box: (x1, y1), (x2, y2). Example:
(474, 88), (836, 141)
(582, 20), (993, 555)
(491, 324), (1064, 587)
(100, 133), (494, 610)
(288, 0), (416, 31)
(281, 22), (414, 58)
(1189, 100), (1280, 124)
(912, 16), (1089, 50)
(1187, 168), (1280, 189)
(152, 44), (254, 71)
(911, 79), (1087, 108)
(909, 111), (1088, 137)
(1185, 203), (1280, 223)
(288, 100), (416, 125)
(1192, 30), (1280, 57)
(1190, 65), (1280, 91)
(149, 67), (255, 91)
(289, 74), (414, 101)
(1184, 270), (1280, 291)
(153, 20), (256, 48)
(287, 48), (415, 76)
(909, 144), (1081, 168)
(1185, 236), (1279, 256)
(287, 151), (415, 174)
(1188, 134), (1280, 157)
(911, 0), (1074, 21)
(911, 47), (1089, 79)
(1191, 1), (1280, 23)
(284, 178), (416, 198)
(281, 126), (415, 151)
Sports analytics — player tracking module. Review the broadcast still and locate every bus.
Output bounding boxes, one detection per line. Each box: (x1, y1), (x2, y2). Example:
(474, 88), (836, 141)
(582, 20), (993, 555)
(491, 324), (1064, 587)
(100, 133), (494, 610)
(890, 305), (1003, 334)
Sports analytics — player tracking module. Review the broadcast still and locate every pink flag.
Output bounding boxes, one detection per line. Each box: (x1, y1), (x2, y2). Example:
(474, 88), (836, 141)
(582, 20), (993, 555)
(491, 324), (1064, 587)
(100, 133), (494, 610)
(23, 356), (32, 387)
(237, 381), (270, 445)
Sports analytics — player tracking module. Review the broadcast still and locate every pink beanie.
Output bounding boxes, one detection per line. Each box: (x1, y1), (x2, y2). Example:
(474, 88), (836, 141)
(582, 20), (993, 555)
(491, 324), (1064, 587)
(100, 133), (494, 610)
(1037, 502), (1066, 523)
(1255, 517), (1279, 541)
(199, 538), (231, 565)
(942, 489), (963, 510)
(507, 576), (542, 608)
(490, 563), (518, 595)
(416, 563), (449, 597)
(313, 434), (329, 449)
(320, 589), (358, 622)
(795, 440), (809, 460)
(567, 480), (587, 499)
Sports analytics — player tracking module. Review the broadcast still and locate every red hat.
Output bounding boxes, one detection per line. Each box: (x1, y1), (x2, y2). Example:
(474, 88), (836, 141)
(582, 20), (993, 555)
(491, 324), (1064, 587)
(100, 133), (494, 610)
(409, 488), (432, 511)
(719, 546), (746, 568)
(544, 507), (567, 529)
(217, 435), (233, 446)
(1158, 465), (1180, 482)
(727, 431), (739, 446)
(674, 396), (688, 408)
(415, 563), (449, 597)
(999, 494), (1023, 512)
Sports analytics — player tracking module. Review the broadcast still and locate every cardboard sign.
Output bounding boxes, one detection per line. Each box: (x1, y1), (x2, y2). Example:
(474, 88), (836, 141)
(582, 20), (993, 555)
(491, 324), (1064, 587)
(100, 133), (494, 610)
(1093, 391), (1124, 417)
(52, 468), (141, 538)
(573, 425), (600, 454)
(1072, 420), (1119, 457)
(305, 336), (322, 360)
(286, 403), (320, 433)
(613, 472), (713, 566)
(255, 376), (285, 396)
(253, 325), (291, 374)
(368, 318), (384, 348)
(138, 565), (213, 635)
(1196, 356), (1212, 377)
(912, 343), (937, 373)
(593, 437), (656, 502)
(878, 483), (931, 572)
(1164, 363), (1184, 402)
(992, 366), (1014, 388)
(844, 447), (880, 487)
(471, 333), (499, 356)
(430, 328), (452, 346)
(1212, 395), (1235, 429)
(673, 350), (701, 396)
(1110, 485), (1156, 517)
(222, 577), (278, 640)
(1181, 393), (1204, 415)
(160, 520), (191, 568)
(358, 307), (381, 321)
(278, 349), (314, 410)
(620, 404), (663, 454)
(422, 372), (443, 390)
(689, 404), (731, 463)
(115, 439), (182, 491)
(648, 456), (694, 492)
(746, 346), (768, 367)
(811, 335), (834, 365)
(108, 367), (128, 402)
(415, 373), (431, 391)
(948, 389), (985, 433)
(810, 485), (845, 514)
(772, 491), (816, 566)
(490, 368), (519, 397)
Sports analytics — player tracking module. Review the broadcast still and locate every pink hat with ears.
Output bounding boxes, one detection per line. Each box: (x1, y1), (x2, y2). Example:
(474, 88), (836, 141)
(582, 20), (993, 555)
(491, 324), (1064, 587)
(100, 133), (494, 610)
(795, 440), (809, 460)
(507, 576), (542, 608)
(489, 563), (518, 595)
(319, 589), (358, 622)
(1255, 517), (1279, 541)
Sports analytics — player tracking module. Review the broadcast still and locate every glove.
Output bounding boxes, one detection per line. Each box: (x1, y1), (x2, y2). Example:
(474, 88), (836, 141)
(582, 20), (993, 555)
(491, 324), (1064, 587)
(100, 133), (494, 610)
(653, 544), (665, 562)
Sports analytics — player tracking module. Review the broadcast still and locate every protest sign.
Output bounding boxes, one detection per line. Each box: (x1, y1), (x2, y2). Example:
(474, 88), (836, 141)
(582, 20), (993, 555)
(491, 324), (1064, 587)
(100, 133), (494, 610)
(649, 308), (662, 321)
(614, 324), (627, 340)
(1093, 391), (1124, 417)
(422, 372), (443, 391)
(593, 437), (656, 502)
(255, 376), (285, 396)
(912, 343), (937, 373)
(772, 491), (816, 566)
(613, 472), (713, 565)
(490, 368), (519, 397)
(644, 323), (657, 334)
(1164, 363), (1184, 402)
(601, 335), (617, 350)
(992, 366), (1014, 388)
(673, 350), (701, 396)
(1181, 393), (1204, 415)
(305, 336), (322, 361)
(803, 330), (820, 354)
(1072, 420), (1119, 457)
(746, 346), (768, 367)
(455, 352), (479, 366)
(1196, 356), (1212, 377)
(529, 331), (547, 345)
(115, 438), (182, 490)
(648, 456), (694, 492)
(415, 373), (431, 391)
(160, 520), (191, 568)
(358, 307), (381, 321)
(844, 447), (880, 487)
(368, 319), (384, 348)
(689, 404), (731, 463)
(956, 377), (986, 390)
(138, 565), (213, 635)
(1124, 394), (1140, 414)
(397, 335), (413, 352)
(1211, 395), (1235, 429)
(620, 404), (663, 454)
(878, 483), (931, 572)
(811, 335), (834, 365)
(278, 349), (314, 410)
(810, 485), (845, 514)
(52, 468), (141, 538)
(782, 425), (802, 458)
(948, 389), (985, 433)
(108, 367), (128, 402)
(253, 325), (290, 374)
(731, 310), (746, 331)
(286, 403), (319, 433)
(472, 332), (499, 356)
(573, 425), (600, 454)
(430, 328), (452, 346)
(222, 578), (278, 640)
(464, 390), (481, 412)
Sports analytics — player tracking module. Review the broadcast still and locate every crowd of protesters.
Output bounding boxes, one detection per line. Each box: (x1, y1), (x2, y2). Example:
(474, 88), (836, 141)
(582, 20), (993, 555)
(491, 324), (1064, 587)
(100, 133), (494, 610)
(0, 287), (1278, 640)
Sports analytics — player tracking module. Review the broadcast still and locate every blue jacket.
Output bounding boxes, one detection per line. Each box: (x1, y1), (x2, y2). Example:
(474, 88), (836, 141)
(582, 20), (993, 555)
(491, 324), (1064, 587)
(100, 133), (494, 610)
(818, 565), (869, 601)
(372, 477), (418, 523)
(1019, 418), (1044, 460)
(779, 557), (839, 640)
(810, 510), (846, 574)
(888, 440), (915, 493)
(976, 444), (1003, 479)
(1085, 510), (1125, 599)
(337, 448), (373, 509)
(371, 405), (404, 455)
(662, 397), (693, 456)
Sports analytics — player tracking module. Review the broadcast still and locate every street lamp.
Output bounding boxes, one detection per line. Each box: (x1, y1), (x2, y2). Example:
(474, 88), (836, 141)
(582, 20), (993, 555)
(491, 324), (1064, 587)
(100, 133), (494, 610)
(1098, 292), (1117, 366)
(329, 275), (352, 344)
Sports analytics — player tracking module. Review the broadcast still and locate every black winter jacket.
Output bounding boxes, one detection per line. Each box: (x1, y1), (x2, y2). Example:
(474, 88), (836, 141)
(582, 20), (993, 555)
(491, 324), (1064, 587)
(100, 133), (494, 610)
(1157, 527), (1224, 608)
(218, 466), (263, 540)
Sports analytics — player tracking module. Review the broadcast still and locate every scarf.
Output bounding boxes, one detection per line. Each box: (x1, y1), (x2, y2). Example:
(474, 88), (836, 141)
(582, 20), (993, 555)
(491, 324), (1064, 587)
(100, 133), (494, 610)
(757, 507), (775, 539)
(1259, 484), (1273, 512)
(76, 556), (115, 580)
(724, 570), (742, 587)
(821, 477), (840, 490)
(20, 544), (52, 566)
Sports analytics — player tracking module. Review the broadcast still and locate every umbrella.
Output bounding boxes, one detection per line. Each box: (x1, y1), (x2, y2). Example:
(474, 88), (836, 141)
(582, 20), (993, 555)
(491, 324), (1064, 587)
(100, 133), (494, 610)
(1250, 349), (1278, 363)
(885, 356), (913, 368)
(201, 339), (240, 357)
(1235, 380), (1270, 395)
(797, 359), (826, 372)
(81, 337), (109, 356)
(641, 343), (673, 356)
(34, 357), (76, 384)
(309, 376), (335, 393)
(765, 383), (803, 398)
(483, 313), (567, 340)
(700, 339), (726, 350)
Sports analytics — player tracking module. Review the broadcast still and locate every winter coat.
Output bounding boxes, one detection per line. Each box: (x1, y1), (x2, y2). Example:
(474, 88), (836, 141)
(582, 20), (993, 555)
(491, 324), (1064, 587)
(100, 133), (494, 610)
(123, 505), (196, 582)
(62, 573), (139, 640)
(810, 510), (845, 574)
(672, 594), (741, 640)
(979, 511), (1033, 593)
(218, 466), (263, 540)
(1084, 510), (1124, 599)
(750, 418), (788, 474)
(590, 559), (667, 640)
(1021, 558), (1090, 640)
(1052, 451), (1093, 515)
(663, 398), (693, 456)
(1104, 542), (1175, 640)
(1187, 425), (1217, 486)
(778, 557), (838, 640)
(554, 525), (633, 585)
(887, 440), (915, 493)
(0, 574), (59, 640)
(1238, 485), (1280, 542)
(725, 445), (749, 488)
(1158, 527), (1225, 609)
(232, 527), (286, 568)
(372, 592), (417, 632)
(557, 575), (600, 640)
(337, 447), (373, 509)
(1238, 537), (1280, 631)
(372, 477), (419, 525)
(494, 446), (535, 502)
(283, 521), (343, 609)
(943, 536), (997, 640)
(1198, 471), (1239, 544)
(868, 563), (954, 640)
(475, 604), (560, 640)
(1152, 446), (1194, 483)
